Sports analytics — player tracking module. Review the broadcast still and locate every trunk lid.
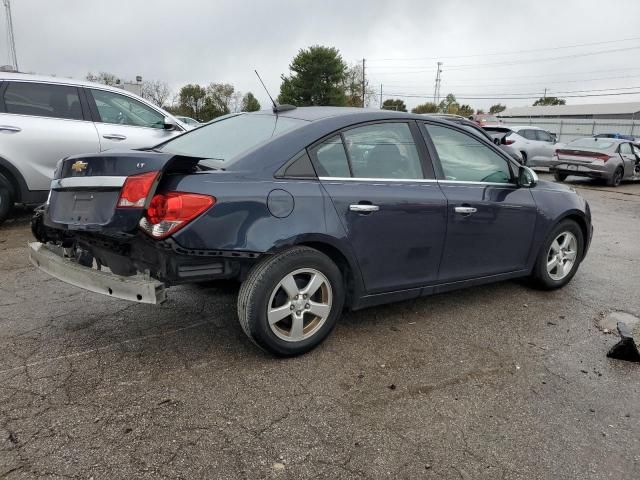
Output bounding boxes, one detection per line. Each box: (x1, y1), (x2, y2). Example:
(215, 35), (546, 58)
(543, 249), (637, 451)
(45, 150), (200, 234)
(556, 148), (614, 164)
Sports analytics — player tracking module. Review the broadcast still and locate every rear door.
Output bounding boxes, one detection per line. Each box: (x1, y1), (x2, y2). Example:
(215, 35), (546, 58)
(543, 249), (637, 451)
(311, 121), (448, 294)
(422, 122), (537, 282)
(85, 88), (183, 151)
(0, 81), (100, 192)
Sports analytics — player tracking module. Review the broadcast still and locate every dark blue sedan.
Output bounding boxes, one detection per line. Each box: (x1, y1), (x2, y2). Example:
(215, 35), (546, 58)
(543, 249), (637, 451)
(30, 107), (593, 356)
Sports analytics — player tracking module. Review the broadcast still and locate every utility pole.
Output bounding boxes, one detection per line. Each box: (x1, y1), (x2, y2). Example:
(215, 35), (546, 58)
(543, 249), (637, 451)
(3, 0), (18, 71)
(543, 87), (547, 100)
(432, 61), (442, 104)
(361, 58), (366, 108)
(379, 83), (383, 109)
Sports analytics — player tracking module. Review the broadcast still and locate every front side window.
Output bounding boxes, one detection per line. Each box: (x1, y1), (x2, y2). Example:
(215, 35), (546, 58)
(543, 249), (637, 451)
(89, 89), (165, 129)
(342, 122), (423, 179)
(3, 82), (83, 120)
(425, 124), (512, 183)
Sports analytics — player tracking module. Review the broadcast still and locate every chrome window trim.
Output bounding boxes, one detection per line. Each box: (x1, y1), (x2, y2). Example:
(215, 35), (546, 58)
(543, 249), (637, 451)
(51, 176), (126, 189)
(318, 176), (516, 187)
(318, 176), (437, 183)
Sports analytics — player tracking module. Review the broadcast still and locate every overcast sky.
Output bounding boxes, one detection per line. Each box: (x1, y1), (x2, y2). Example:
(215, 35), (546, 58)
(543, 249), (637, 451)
(4, 0), (640, 112)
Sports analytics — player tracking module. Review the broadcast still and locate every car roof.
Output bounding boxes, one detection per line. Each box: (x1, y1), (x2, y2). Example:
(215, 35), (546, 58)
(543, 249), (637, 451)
(508, 125), (546, 131)
(0, 72), (141, 95)
(246, 106), (453, 123)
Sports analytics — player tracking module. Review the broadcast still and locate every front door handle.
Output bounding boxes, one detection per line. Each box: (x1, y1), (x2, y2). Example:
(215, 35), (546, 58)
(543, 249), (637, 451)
(0, 125), (21, 133)
(454, 206), (477, 215)
(350, 204), (380, 213)
(103, 134), (127, 141)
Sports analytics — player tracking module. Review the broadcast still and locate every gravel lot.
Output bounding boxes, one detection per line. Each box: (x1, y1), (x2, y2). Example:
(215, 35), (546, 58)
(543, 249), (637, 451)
(1, 174), (639, 479)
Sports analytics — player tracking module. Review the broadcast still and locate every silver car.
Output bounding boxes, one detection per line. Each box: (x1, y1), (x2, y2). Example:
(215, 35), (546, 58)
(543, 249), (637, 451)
(552, 137), (640, 187)
(484, 125), (557, 167)
(0, 73), (188, 223)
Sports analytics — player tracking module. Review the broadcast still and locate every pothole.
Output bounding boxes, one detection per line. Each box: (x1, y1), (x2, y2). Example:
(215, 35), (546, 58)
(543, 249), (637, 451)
(597, 311), (640, 334)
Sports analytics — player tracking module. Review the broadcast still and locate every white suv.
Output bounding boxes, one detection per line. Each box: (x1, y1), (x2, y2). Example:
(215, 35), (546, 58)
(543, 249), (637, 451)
(0, 73), (188, 223)
(483, 125), (557, 167)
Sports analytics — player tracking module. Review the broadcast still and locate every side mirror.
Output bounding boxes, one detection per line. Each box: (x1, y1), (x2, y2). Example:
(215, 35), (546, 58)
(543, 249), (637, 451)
(518, 166), (538, 188)
(163, 116), (179, 130)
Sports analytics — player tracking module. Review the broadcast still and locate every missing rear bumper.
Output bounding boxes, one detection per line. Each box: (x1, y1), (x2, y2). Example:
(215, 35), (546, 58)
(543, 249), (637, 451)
(28, 242), (167, 304)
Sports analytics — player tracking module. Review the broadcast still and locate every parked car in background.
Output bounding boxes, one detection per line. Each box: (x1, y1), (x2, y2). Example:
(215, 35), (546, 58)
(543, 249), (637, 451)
(594, 133), (637, 142)
(175, 115), (201, 127)
(427, 114), (523, 163)
(483, 125), (557, 167)
(470, 113), (501, 126)
(552, 137), (640, 186)
(30, 107), (592, 356)
(0, 73), (189, 224)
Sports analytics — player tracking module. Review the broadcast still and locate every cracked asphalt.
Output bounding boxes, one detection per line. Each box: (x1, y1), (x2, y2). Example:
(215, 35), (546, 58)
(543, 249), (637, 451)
(1, 174), (639, 479)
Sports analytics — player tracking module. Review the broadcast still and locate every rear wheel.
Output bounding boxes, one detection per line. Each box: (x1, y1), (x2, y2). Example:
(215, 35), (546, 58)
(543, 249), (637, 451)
(554, 171), (568, 182)
(607, 167), (623, 187)
(529, 219), (583, 290)
(0, 185), (11, 225)
(237, 246), (345, 356)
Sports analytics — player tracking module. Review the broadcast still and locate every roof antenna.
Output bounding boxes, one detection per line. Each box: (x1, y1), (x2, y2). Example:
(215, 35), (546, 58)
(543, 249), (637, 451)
(254, 69), (296, 114)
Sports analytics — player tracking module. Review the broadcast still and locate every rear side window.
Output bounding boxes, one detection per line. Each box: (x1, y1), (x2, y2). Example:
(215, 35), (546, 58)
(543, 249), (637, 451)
(310, 135), (351, 177)
(619, 143), (633, 155)
(425, 124), (512, 183)
(343, 123), (423, 179)
(89, 89), (165, 129)
(3, 82), (83, 120)
(519, 129), (537, 140)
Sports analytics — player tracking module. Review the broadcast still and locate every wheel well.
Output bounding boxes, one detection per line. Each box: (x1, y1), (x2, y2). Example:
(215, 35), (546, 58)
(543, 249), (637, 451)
(299, 241), (356, 308)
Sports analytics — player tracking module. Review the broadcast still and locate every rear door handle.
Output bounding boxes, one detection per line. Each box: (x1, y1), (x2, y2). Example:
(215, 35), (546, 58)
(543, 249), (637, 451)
(102, 134), (127, 141)
(0, 125), (21, 133)
(454, 206), (477, 215)
(350, 204), (380, 213)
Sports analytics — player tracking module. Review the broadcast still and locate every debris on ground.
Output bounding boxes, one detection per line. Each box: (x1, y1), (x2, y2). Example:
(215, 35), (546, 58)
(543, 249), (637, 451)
(607, 321), (640, 363)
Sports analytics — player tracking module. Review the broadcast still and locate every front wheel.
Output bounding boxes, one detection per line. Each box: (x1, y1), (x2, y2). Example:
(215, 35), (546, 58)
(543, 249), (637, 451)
(554, 171), (568, 182)
(529, 220), (583, 290)
(237, 246), (345, 356)
(0, 186), (11, 225)
(607, 167), (623, 187)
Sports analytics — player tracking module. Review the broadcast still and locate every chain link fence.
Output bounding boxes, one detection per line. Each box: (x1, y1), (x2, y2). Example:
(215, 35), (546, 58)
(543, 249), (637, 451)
(499, 118), (639, 143)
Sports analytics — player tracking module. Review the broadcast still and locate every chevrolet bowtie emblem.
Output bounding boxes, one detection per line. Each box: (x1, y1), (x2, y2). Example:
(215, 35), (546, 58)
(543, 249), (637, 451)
(71, 160), (88, 173)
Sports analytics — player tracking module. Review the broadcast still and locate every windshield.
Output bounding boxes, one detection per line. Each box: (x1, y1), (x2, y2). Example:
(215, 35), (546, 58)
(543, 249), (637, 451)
(158, 113), (308, 167)
(567, 138), (615, 150)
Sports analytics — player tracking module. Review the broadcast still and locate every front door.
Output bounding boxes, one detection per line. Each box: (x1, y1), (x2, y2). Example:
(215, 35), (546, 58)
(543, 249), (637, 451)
(310, 122), (448, 294)
(619, 142), (637, 178)
(85, 88), (181, 151)
(0, 81), (100, 192)
(422, 123), (538, 282)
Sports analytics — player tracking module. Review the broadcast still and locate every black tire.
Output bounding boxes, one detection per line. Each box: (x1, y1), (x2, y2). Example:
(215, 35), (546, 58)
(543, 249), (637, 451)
(607, 167), (623, 187)
(237, 246), (345, 356)
(0, 185), (11, 225)
(520, 152), (527, 166)
(529, 219), (584, 290)
(554, 171), (568, 182)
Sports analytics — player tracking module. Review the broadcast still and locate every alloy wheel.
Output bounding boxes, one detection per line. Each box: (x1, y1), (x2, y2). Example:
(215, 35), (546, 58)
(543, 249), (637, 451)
(546, 231), (578, 281)
(267, 268), (333, 342)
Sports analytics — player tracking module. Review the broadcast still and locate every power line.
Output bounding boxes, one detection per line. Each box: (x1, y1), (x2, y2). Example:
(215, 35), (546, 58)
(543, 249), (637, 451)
(367, 35), (640, 61)
(384, 85), (640, 98)
(380, 91), (640, 100)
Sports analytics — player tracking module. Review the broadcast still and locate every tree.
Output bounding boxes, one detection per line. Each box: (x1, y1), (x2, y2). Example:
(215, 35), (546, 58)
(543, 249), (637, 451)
(489, 104), (506, 114)
(278, 45), (347, 106)
(533, 96), (566, 106)
(458, 104), (474, 117)
(86, 71), (119, 86)
(343, 63), (377, 107)
(141, 80), (171, 108)
(476, 109), (485, 115)
(177, 84), (207, 119)
(203, 83), (235, 118)
(241, 92), (261, 112)
(411, 102), (438, 114)
(438, 93), (459, 114)
(381, 99), (407, 112)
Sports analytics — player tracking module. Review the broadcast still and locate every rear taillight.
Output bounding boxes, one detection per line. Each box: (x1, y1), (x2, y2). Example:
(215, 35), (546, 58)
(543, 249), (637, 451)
(140, 192), (215, 239)
(596, 154), (612, 162)
(117, 171), (159, 208)
(504, 139), (515, 145)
